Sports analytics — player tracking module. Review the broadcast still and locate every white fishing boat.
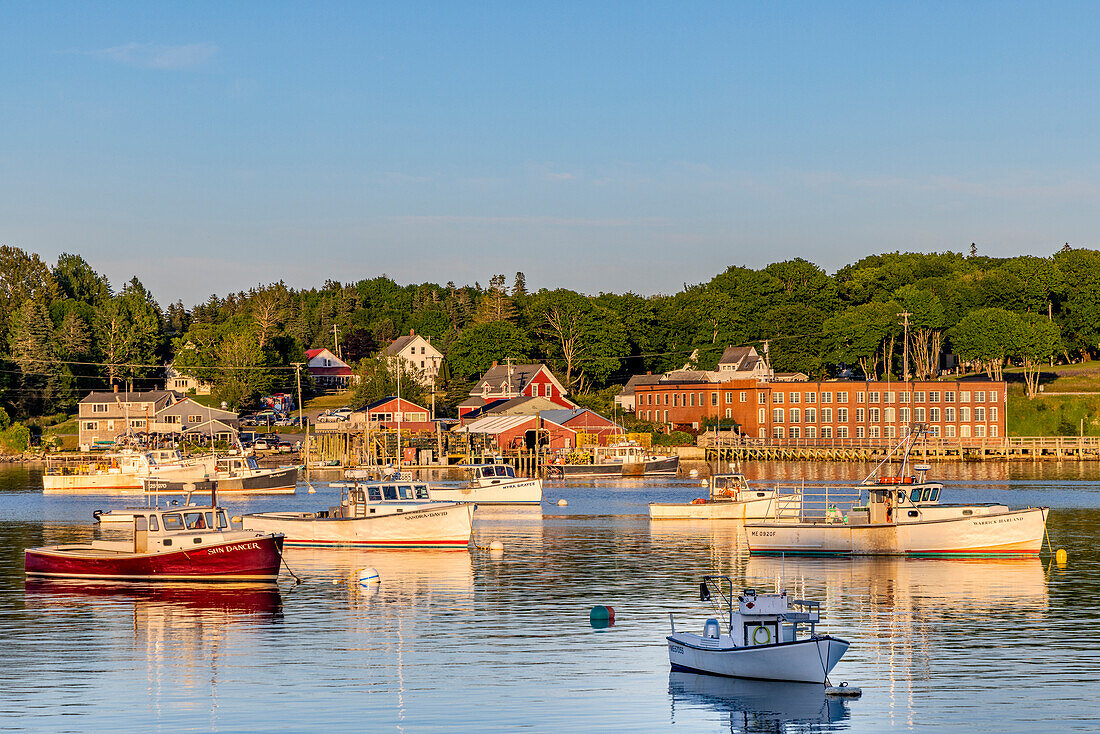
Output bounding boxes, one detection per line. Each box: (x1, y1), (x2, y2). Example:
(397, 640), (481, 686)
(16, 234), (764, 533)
(241, 479), (474, 548)
(551, 442), (679, 478)
(429, 464), (543, 505)
(143, 456), (298, 495)
(667, 577), (850, 684)
(649, 474), (802, 520)
(744, 428), (1049, 557)
(42, 450), (213, 493)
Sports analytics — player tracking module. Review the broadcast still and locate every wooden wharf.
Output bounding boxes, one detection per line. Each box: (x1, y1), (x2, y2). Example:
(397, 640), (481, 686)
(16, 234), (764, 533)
(699, 431), (1100, 462)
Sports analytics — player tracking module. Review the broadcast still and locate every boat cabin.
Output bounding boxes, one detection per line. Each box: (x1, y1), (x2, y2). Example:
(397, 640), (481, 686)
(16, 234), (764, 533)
(469, 464), (518, 483)
(696, 578), (821, 648)
(322, 481), (435, 519)
(216, 456), (261, 475)
(98, 506), (233, 555)
(708, 474), (775, 502)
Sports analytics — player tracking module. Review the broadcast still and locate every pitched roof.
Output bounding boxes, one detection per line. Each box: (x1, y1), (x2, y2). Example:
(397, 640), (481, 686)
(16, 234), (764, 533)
(360, 396), (429, 412)
(663, 369), (717, 383)
(539, 408), (621, 430)
(384, 334), (417, 355)
(305, 349), (325, 359)
(483, 396), (561, 414)
(473, 363), (566, 396)
(80, 390), (176, 404)
(717, 345), (766, 372)
(453, 414), (572, 435)
(617, 373), (662, 396)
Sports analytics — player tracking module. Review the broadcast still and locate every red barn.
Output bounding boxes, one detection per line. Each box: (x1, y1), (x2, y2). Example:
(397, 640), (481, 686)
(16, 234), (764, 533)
(351, 396), (434, 431)
(458, 362), (574, 418)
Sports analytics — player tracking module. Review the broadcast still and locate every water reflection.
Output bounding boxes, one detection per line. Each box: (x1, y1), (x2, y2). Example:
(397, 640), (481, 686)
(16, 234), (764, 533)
(669, 671), (850, 732)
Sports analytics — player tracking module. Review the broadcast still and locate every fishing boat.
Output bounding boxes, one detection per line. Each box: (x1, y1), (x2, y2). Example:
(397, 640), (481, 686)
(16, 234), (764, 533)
(744, 428), (1049, 557)
(144, 456), (298, 495)
(648, 474), (802, 520)
(241, 479), (474, 548)
(24, 497), (285, 583)
(42, 449), (213, 493)
(429, 464), (543, 505)
(667, 577), (850, 684)
(551, 442), (679, 478)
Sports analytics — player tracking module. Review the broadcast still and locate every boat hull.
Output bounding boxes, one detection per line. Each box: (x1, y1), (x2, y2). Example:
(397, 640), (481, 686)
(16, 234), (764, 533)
(145, 466), (299, 495)
(430, 478), (543, 505)
(667, 633), (849, 684)
(24, 533), (284, 582)
(746, 507), (1048, 557)
(650, 492), (800, 520)
(559, 456), (679, 478)
(242, 503), (474, 548)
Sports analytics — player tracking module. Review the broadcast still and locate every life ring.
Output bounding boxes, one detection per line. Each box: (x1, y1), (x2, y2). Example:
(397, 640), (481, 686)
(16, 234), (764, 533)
(691, 498), (706, 505)
(752, 625), (772, 645)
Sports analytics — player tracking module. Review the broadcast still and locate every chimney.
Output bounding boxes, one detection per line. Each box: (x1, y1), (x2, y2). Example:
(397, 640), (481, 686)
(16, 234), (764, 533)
(410, 328), (414, 336)
(491, 361), (498, 368)
(646, 371), (652, 375)
(113, 384), (119, 393)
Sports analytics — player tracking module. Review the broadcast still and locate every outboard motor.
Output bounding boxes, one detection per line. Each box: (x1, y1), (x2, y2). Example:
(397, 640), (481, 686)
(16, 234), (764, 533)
(699, 581), (711, 601)
(703, 618), (721, 639)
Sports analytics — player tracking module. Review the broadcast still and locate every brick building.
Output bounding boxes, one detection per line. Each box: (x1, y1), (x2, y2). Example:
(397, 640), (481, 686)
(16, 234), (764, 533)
(633, 378), (1006, 442)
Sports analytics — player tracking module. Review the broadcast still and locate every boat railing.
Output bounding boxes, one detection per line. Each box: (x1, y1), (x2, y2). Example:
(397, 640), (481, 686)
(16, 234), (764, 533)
(770, 483), (864, 523)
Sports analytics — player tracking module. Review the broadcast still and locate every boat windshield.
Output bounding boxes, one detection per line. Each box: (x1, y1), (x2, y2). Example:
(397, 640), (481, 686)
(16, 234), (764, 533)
(911, 487), (941, 503)
(217, 510), (229, 528)
(148, 515), (160, 531)
(367, 485), (383, 501)
(382, 485), (399, 500)
(162, 513), (184, 531)
(183, 512), (208, 530)
(494, 465), (514, 478)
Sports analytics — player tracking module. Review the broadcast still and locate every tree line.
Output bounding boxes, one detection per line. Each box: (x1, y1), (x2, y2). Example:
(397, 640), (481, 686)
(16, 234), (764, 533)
(0, 244), (1091, 420)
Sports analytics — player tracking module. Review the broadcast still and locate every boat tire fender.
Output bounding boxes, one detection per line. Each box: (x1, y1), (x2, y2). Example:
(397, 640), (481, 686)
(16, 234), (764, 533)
(752, 625), (771, 645)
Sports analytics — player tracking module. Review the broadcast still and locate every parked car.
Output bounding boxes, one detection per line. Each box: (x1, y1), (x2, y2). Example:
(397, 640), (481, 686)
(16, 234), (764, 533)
(252, 436), (279, 451)
(316, 412), (344, 423)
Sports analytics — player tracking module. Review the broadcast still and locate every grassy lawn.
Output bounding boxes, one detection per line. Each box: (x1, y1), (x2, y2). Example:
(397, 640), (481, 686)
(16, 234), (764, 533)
(1007, 384), (1100, 436)
(43, 418), (77, 436)
(304, 393), (355, 412)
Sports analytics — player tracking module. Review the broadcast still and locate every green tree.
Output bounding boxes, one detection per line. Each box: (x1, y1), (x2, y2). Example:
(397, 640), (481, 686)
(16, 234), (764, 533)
(53, 253), (111, 308)
(823, 302), (900, 378)
(895, 285), (946, 380)
(352, 354), (427, 407)
(1013, 313), (1061, 398)
(447, 321), (531, 380)
(214, 331), (270, 409)
(8, 300), (60, 415)
(949, 308), (1020, 380)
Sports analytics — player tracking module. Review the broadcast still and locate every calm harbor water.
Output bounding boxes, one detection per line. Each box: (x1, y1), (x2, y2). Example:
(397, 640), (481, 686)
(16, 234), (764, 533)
(1, 462), (1098, 733)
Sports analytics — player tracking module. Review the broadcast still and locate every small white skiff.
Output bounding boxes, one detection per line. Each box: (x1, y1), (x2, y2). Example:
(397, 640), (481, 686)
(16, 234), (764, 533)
(649, 474), (802, 520)
(243, 480), (474, 548)
(667, 578), (849, 684)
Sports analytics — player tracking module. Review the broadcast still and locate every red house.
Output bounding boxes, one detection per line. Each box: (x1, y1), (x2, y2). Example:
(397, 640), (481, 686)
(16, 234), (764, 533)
(306, 348), (355, 391)
(459, 362), (574, 418)
(352, 396), (434, 431)
(453, 414), (577, 451)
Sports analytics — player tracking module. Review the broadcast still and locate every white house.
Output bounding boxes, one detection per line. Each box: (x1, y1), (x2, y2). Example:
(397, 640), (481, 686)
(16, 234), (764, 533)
(383, 329), (444, 387)
(164, 363), (213, 395)
(306, 348), (355, 391)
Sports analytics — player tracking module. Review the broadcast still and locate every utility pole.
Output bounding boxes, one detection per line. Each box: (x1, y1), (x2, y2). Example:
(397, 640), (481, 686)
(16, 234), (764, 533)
(898, 311), (912, 383)
(333, 324), (340, 360)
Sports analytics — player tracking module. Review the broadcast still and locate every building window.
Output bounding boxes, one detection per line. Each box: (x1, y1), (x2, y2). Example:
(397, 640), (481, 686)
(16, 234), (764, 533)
(822, 408), (832, 423)
(885, 392), (894, 403)
(711, 392), (718, 407)
(990, 425), (998, 437)
(821, 392), (832, 404)
(915, 407), (926, 422)
(960, 391), (971, 402)
(930, 407), (941, 421)
(805, 392), (816, 403)
(821, 426), (832, 438)
(664, 410), (669, 422)
(739, 391), (747, 403)
(772, 408), (784, 423)
(673, 394), (679, 407)
(961, 425), (971, 438)
(929, 391), (940, 402)
(856, 426), (865, 438)
(690, 393), (696, 407)
(806, 426), (817, 438)
(869, 391), (880, 403)
(106, 420), (114, 430)
(789, 426), (800, 439)
(725, 392), (733, 404)
(900, 408), (910, 423)
(837, 392), (848, 403)
(759, 393), (768, 404)
(946, 425), (956, 438)
(960, 407), (971, 422)
(899, 392), (910, 403)
(885, 407), (895, 423)
(915, 391), (926, 402)
(990, 406), (998, 421)
(758, 408), (766, 423)
(928, 425), (940, 436)
(886, 425), (896, 438)
(975, 391), (986, 402)
(790, 408), (801, 423)
(870, 426), (881, 438)
(773, 393), (784, 404)
(725, 408), (732, 419)
(84, 421), (97, 430)
(870, 408), (881, 422)
(92, 404), (108, 413)
(976, 424), (987, 437)
(857, 408), (865, 422)
(975, 407), (986, 421)
(945, 391), (956, 403)
(130, 420), (146, 428)
(837, 426), (849, 438)
(773, 426), (785, 439)
(188, 415), (202, 423)
(857, 392), (866, 403)
(790, 392), (800, 404)
(805, 407), (816, 422)
(837, 408), (848, 422)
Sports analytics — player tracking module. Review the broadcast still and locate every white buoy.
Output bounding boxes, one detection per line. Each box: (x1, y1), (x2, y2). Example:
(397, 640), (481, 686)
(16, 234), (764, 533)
(357, 567), (381, 587)
(557, 499), (568, 506)
(489, 540), (504, 552)
(701, 479), (709, 487)
(688, 468), (699, 478)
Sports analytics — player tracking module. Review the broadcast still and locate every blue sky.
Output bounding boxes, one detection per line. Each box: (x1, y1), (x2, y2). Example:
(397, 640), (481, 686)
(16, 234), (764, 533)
(2, 2), (1099, 305)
